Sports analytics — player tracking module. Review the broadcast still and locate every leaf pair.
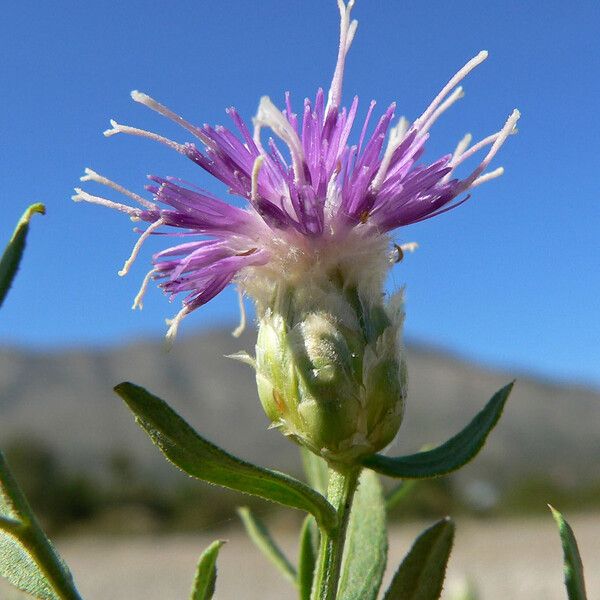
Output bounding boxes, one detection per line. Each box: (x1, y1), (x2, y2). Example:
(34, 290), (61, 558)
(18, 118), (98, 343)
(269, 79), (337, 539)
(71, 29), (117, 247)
(114, 383), (340, 598)
(338, 468), (453, 600)
(344, 382), (512, 600)
(236, 467), (388, 600)
(116, 361), (589, 600)
(0, 452), (81, 600)
(380, 496), (589, 600)
(116, 379), (515, 599)
(236, 507), (319, 599)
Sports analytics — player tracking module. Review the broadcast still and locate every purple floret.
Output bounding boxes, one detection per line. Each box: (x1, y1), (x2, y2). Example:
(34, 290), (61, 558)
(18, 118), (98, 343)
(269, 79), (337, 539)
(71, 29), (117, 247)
(74, 1), (518, 338)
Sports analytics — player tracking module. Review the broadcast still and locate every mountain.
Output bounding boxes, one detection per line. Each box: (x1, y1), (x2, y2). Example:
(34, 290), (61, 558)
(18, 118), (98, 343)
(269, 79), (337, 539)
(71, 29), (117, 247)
(0, 329), (598, 489)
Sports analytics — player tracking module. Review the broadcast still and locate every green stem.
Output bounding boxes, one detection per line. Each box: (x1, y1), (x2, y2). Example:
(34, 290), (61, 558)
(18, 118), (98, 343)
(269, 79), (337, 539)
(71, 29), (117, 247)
(311, 465), (361, 600)
(0, 452), (81, 600)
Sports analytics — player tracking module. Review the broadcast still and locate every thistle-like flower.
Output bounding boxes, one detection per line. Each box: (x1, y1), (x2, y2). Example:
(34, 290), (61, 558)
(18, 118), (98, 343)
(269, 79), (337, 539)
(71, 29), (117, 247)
(74, 0), (518, 462)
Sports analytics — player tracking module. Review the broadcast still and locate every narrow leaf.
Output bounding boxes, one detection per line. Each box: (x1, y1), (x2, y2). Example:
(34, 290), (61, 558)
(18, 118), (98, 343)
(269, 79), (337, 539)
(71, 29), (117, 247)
(363, 383), (514, 479)
(384, 518), (455, 600)
(237, 507), (296, 584)
(301, 447), (328, 496)
(338, 470), (387, 600)
(190, 539), (225, 600)
(550, 505), (587, 600)
(0, 203), (45, 308)
(115, 382), (337, 532)
(386, 480), (417, 511)
(297, 516), (317, 600)
(0, 451), (81, 600)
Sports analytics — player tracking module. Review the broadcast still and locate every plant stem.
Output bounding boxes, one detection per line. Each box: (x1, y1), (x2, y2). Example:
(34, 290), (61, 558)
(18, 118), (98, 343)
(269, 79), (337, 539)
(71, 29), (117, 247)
(311, 465), (361, 600)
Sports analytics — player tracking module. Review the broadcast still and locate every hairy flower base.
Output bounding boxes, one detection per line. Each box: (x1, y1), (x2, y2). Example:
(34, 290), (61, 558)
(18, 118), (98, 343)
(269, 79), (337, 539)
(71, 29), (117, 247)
(74, 0), (519, 342)
(249, 279), (406, 463)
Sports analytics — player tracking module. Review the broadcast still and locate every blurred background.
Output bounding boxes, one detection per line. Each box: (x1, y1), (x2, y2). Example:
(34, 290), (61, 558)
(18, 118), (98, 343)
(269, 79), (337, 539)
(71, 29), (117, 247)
(0, 1), (599, 598)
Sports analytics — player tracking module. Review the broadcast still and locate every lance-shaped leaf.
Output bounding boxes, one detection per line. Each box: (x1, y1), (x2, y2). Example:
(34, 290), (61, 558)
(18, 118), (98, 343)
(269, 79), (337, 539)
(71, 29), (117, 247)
(0, 203), (45, 308)
(0, 451), (81, 600)
(337, 470), (387, 600)
(115, 382), (337, 532)
(237, 507), (296, 584)
(190, 539), (225, 600)
(383, 517), (455, 600)
(550, 505), (587, 600)
(363, 383), (514, 479)
(297, 516), (317, 600)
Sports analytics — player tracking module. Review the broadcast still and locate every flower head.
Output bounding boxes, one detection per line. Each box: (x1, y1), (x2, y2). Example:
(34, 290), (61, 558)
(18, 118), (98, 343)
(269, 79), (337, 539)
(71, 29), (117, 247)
(74, 0), (519, 342)
(252, 277), (407, 462)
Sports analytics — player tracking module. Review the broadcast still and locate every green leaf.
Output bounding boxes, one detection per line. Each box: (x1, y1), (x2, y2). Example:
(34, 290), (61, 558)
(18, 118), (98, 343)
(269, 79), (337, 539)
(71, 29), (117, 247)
(301, 447), (329, 496)
(297, 516), (317, 600)
(383, 517), (455, 600)
(0, 451), (81, 600)
(115, 382), (337, 532)
(0, 203), (45, 308)
(550, 505), (587, 600)
(386, 480), (417, 511)
(237, 507), (296, 584)
(190, 539), (225, 600)
(363, 383), (514, 479)
(337, 470), (387, 600)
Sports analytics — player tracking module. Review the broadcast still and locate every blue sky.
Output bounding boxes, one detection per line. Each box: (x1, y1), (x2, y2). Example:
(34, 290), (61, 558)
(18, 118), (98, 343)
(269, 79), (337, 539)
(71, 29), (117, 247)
(1, 1), (598, 386)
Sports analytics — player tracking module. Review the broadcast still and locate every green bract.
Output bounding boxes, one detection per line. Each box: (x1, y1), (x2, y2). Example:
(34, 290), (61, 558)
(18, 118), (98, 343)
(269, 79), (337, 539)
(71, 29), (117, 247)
(254, 279), (406, 464)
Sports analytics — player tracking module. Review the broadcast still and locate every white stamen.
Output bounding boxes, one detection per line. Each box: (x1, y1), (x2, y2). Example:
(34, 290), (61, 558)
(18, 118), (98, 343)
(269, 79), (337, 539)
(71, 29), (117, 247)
(345, 15), (358, 51)
(165, 305), (189, 350)
(452, 133), (473, 162)
(395, 116), (410, 141)
(419, 86), (465, 136)
(471, 166), (504, 187)
(81, 168), (156, 210)
(130, 91), (211, 146)
(452, 127), (515, 168)
(400, 241), (419, 253)
(132, 268), (157, 310)
(253, 96), (305, 184)
(463, 109), (520, 189)
(442, 133), (473, 182)
(416, 51), (488, 128)
(251, 155), (265, 202)
(104, 119), (187, 154)
(118, 218), (164, 277)
(231, 287), (247, 338)
(72, 188), (141, 217)
(370, 116), (409, 192)
(327, 0), (358, 113)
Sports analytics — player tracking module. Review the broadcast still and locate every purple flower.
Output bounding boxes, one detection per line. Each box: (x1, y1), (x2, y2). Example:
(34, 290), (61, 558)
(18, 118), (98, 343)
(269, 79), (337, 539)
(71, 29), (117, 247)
(74, 0), (519, 342)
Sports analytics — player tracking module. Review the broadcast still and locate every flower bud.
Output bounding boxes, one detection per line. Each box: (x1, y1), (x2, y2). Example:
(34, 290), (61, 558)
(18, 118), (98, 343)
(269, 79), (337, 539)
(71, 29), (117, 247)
(254, 279), (406, 464)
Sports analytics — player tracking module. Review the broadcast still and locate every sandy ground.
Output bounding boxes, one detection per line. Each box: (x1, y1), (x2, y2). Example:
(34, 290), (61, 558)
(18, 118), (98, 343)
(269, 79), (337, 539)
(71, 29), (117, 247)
(1, 514), (598, 599)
